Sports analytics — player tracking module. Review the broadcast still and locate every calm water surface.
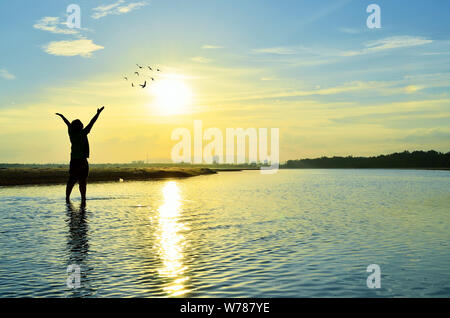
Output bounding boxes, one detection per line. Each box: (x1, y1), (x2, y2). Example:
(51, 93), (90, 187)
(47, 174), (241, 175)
(0, 169), (449, 297)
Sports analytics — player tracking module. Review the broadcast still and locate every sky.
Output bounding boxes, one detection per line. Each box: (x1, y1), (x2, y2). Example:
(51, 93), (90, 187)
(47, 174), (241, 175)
(0, 0), (450, 163)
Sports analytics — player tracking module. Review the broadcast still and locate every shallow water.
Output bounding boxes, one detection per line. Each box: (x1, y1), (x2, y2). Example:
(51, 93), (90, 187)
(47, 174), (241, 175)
(0, 169), (449, 297)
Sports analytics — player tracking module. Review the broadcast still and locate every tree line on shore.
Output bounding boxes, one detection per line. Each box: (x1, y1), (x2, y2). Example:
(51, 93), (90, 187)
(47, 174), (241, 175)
(282, 150), (450, 169)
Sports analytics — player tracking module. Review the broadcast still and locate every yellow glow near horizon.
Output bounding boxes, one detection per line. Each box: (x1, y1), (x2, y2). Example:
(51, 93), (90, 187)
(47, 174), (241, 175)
(149, 76), (192, 115)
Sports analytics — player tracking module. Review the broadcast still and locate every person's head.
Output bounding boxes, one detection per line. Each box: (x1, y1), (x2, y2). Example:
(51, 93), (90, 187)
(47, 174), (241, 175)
(71, 119), (84, 132)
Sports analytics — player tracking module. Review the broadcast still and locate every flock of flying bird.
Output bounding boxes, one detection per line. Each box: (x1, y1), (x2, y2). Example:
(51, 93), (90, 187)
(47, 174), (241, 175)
(123, 64), (161, 88)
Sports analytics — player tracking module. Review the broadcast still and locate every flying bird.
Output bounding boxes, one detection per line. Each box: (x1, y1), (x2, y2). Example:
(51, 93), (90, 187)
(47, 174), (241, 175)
(123, 64), (160, 88)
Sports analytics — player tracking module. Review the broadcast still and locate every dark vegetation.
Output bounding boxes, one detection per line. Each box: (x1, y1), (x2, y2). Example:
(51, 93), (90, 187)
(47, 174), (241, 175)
(282, 150), (450, 169)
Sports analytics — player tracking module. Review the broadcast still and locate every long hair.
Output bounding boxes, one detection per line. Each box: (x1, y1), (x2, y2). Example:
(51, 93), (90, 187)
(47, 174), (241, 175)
(70, 119), (84, 133)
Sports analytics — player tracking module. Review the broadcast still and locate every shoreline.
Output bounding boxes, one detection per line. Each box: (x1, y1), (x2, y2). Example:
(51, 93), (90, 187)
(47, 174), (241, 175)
(1, 166), (448, 187)
(0, 167), (217, 186)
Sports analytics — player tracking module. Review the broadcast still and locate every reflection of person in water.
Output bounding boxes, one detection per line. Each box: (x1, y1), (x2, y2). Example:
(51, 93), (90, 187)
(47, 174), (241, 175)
(56, 107), (105, 203)
(66, 202), (92, 296)
(66, 203), (89, 266)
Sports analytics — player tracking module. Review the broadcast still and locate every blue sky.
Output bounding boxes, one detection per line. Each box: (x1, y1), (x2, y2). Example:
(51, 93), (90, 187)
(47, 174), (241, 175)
(0, 0), (450, 163)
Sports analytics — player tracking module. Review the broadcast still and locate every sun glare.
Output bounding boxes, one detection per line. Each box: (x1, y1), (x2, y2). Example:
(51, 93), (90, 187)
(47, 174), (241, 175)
(156, 181), (190, 296)
(149, 76), (192, 115)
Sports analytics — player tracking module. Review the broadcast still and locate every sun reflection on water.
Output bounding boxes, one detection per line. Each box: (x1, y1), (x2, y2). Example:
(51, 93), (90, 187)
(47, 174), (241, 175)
(156, 181), (189, 296)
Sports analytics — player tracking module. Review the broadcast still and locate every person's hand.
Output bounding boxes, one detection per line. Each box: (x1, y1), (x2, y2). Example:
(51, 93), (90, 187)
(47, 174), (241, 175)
(97, 106), (105, 114)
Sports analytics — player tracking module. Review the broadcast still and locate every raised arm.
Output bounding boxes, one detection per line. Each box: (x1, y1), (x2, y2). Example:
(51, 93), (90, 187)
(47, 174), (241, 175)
(84, 106), (105, 134)
(55, 113), (70, 127)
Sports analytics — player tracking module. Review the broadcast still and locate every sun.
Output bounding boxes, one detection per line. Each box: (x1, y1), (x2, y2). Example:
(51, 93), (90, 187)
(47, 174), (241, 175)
(149, 76), (192, 115)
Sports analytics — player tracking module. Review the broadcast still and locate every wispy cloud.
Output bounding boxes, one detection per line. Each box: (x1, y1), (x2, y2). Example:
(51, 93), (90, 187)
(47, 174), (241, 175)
(421, 51), (450, 56)
(338, 27), (361, 34)
(301, 0), (352, 26)
(404, 85), (424, 93)
(0, 69), (16, 80)
(260, 77), (278, 81)
(92, 0), (148, 19)
(207, 81), (391, 104)
(251, 45), (341, 58)
(33, 16), (79, 35)
(252, 47), (298, 55)
(42, 38), (104, 58)
(191, 56), (211, 63)
(343, 36), (433, 56)
(202, 44), (223, 49)
(401, 128), (450, 143)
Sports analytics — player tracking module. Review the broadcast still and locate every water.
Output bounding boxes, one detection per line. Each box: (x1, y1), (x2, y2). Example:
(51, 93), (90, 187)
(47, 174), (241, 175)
(0, 169), (449, 297)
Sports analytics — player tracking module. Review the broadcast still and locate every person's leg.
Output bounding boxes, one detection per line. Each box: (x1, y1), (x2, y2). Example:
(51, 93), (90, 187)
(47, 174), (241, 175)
(79, 178), (87, 203)
(66, 176), (77, 203)
(79, 159), (89, 203)
(66, 160), (78, 203)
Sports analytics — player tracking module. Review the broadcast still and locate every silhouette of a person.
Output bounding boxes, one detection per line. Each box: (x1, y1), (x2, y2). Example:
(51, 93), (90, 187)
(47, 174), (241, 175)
(56, 107), (105, 203)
